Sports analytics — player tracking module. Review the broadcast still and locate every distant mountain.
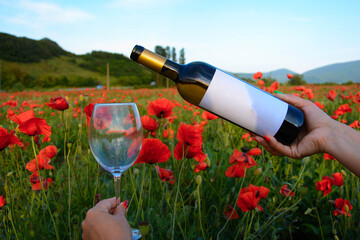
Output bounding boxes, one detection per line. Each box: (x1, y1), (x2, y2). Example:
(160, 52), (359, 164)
(0, 32), (71, 62)
(234, 68), (298, 83)
(303, 60), (360, 84)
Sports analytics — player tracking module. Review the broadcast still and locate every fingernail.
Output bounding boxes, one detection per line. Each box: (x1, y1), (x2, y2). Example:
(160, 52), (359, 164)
(122, 200), (129, 210)
(264, 135), (270, 142)
(274, 90), (284, 94)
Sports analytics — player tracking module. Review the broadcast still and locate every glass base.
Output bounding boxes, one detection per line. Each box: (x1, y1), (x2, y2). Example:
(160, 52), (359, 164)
(132, 228), (142, 240)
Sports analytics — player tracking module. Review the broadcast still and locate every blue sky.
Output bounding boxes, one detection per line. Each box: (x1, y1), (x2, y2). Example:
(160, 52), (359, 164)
(1, 0), (360, 73)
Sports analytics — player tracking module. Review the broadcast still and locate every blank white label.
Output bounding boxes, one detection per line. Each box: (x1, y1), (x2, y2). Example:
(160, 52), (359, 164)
(199, 69), (288, 137)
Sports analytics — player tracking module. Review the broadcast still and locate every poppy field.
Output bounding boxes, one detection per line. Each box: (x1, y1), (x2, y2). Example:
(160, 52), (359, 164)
(0, 82), (360, 239)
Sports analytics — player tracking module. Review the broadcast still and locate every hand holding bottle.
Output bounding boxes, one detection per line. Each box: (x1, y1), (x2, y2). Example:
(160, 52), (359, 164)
(255, 93), (360, 178)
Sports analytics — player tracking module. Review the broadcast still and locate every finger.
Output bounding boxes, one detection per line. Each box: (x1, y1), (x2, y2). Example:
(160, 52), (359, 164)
(254, 135), (283, 156)
(275, 93), (312, 109)
(94, 197), (117, 212)
(265, 135), (295, 157)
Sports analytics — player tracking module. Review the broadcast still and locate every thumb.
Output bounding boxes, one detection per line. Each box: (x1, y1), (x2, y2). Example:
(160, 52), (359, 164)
(93, 197), (117, 213)
(275, 93), (312, 109)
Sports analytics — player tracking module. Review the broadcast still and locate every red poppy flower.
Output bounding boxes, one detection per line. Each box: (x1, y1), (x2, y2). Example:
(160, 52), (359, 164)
(326, 90), (337, 101)
(176, 123), (203, 146)
(237, 184), (269, 212)
(252, 72), (263, 80)
(155, 165), (175, 185)
(229, 148), (260, 168)
(84, 103), (95, 127)
(39, 145), (57, 158)
(46, 97), (69, 111)
(280, 184), (295, 197)
(257, 80), (265, 86)
(135, 138), (171, 164)
(174, 142), (206, 162)
(26, 155), (54, 172)
(316, 176), (334, 196)
(334, 104), (352, 116)
(333, 198), (352, 217)
(287, 74), (293, 79)
(163, 128), (174, 139)
(201, 111), (218, 120)
(223, 205), (239, 220)
(332, 172), (344, 187)
(141, 115), (159, 132)
(9, 109), (35, 124)
(225, 164), (246, 178)
(18, 118), (52, 137)
(148, 98), (175, 118)
(323, 153), (336, 160)
(195, 161), (209, 173)
(269, 81), (279, 93)
(0, 127), (23, 151)
(0, 195), (5, 208)
(349, 120), (360, 128)
(29, 172), (54, 191)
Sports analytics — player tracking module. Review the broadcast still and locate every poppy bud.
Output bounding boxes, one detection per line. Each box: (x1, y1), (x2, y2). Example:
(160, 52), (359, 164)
(304, 208), (312, 215)
(79, 95), (84, 102)
(139, 221), (150, 237)
(196, 175), (202, 185)
(341, 170), (347, 177)
(254, 168), (262, 176)
(302, 157), (310, 165)
(7, 171), (14, 177)
(193, 191), (198, 199)
(345, 205), (350, 213)
(334, 235), (339, 240)
(67, 142), (72, 148)
(332, 228), (337, 235)
(205, 157), (211, 167)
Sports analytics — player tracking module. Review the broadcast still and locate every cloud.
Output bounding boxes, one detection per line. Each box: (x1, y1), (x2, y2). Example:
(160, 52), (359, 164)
(5, 0), (93, 28)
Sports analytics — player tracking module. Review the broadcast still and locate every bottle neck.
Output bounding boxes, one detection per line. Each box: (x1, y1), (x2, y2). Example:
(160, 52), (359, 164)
(131, 46), (181, 81)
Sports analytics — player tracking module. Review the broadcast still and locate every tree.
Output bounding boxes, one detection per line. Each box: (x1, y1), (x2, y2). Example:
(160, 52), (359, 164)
(179, 48), (185, 64)
(288, 74), (307, 85)
(171, 47), (177, 62)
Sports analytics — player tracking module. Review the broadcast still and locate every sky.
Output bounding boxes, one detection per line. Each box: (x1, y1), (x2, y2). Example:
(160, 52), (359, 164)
(1, 0), (360, 74)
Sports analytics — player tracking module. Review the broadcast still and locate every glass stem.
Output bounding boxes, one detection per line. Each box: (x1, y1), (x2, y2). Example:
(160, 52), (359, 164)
(114, 174), (122, 205)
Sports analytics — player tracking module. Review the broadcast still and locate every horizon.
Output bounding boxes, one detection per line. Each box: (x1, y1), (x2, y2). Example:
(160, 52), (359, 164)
(1, 0), (360, 74)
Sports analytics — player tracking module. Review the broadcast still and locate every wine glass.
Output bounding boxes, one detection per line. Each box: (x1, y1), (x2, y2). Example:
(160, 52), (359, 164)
(88, 103), (143, 240)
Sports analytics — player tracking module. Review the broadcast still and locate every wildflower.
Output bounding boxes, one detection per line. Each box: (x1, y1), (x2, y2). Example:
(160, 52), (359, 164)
(141, 115), (159, 137)
(315, 176), (334, 196)
(201, 111), (218, 120)
(287, 73), (293, 79)
(29, 172), (54, 191)
(269, 81), (279, 93)
(252, 72), (263, 80)
(334, 104), (352, 116)
(10, 110), (51, 137)
(280, 184), (295, 197)
(237, 184), (269, 212)
(39, 145), (57, 158)
(326, 90), (337, 101)
(46, 97), (69, 111)
(26, 154), (54, 172)
(174, 143), (206, 162)
(195, 162), (209, 173)
(0, 127), (23, 151)
(155, 166), (175, 185)
(225, 164), (246, 178)
(176, 123), (203, 146)
(135, 138), (171, 164)
(223, 205), (239, 220)
(148, 98), (175, 118)
(84, 103), (95, 127)
(323, 153), (336, 160)
(0, 195), (5, 207)
(229, 148), (260, 168)
(333, 198), (352, 217)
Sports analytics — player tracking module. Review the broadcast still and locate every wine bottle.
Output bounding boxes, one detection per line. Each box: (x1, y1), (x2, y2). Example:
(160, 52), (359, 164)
(130, 45), (304, 145)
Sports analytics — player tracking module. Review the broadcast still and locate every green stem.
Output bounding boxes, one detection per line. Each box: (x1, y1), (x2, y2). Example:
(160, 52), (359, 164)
(197, 185), (205, 240)
(31, 137), (60, 240)
(66, 143), (72, 240)
(171, 160), (186, 240)
(315, 207), (324, 240)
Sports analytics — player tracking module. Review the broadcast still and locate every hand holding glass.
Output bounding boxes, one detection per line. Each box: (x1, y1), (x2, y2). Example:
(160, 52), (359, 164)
(88, 103), (143, 239)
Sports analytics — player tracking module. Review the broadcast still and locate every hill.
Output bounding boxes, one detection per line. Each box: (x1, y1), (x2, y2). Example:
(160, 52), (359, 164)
(234, 68), (297, 83)
(303, 60), (360, 84)
(0, 33), (153, 90)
